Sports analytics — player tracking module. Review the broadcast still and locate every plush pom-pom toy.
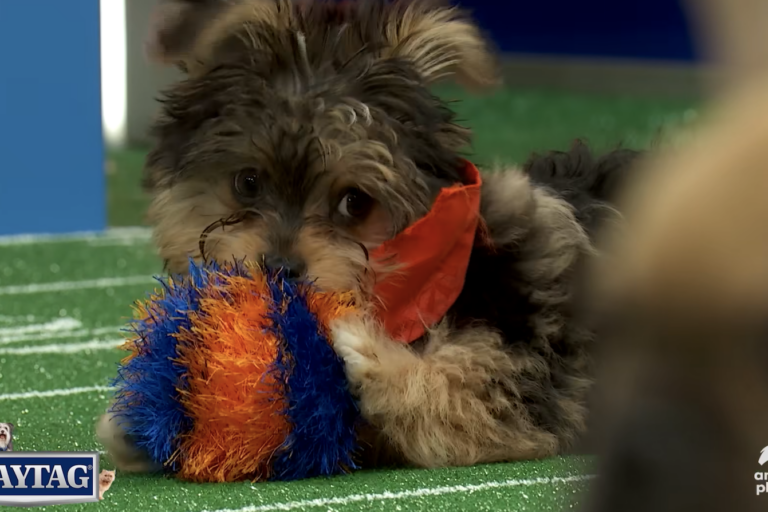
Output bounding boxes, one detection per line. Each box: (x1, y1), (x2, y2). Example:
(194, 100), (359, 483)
(109, 259), (360, 483)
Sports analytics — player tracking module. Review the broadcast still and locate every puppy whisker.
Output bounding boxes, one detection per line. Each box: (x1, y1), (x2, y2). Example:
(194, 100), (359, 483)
(357, 241), (370, 262)
(199, 211), (250, 263)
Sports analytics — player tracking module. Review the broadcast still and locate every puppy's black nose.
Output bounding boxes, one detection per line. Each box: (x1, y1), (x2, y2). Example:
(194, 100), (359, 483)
(264, 255), (306, 280)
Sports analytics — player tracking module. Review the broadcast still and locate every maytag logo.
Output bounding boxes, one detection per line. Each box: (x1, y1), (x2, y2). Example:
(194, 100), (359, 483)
(0, 452), (99, 507)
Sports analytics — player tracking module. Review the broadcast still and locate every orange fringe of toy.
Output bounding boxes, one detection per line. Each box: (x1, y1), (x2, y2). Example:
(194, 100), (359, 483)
(170, 272), (283, 482)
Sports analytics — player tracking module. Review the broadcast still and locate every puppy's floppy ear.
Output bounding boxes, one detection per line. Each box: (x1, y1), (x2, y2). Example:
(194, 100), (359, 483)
(145, 0), (283, 74)
(379, 0), (500, 90)
(146, 0), (230, 66)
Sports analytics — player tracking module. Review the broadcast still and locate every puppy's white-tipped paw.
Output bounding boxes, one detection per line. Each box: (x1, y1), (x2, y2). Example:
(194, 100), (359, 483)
(330, 317), (419, 387)
(330, 319), (381, 382)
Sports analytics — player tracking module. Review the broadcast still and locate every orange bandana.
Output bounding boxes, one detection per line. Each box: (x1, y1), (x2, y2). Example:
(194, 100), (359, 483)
(370, 160), (483, 343)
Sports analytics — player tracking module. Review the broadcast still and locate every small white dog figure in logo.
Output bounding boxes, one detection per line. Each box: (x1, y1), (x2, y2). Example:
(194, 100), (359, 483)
(0, 423), (13, 451)
(760, 447), (768, 466)
(98, 470), (116, 500)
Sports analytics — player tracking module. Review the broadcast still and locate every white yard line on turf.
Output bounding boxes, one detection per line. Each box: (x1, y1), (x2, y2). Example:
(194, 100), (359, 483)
(0, 275), (155, 296)
(0, 386), (113, 402)
(0, 339), (123, 355)
(195, 475), (595, 512)
(0, 325), (123, 346)
(0, 227), (151, 246)
(0, 317), (82, 337)
(0, 315), (36, 324)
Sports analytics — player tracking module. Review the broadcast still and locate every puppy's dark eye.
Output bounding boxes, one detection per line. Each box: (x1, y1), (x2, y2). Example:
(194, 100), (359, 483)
(337, 188), (374, 219)
(233, 168), (260, 201)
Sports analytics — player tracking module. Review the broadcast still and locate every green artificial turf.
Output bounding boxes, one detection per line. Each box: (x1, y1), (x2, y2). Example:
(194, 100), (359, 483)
(0, 85), (696, 511)
(0, 233), (595, 512)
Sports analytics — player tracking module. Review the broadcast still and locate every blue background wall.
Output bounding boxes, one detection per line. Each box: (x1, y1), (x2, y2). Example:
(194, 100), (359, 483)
(0, 0), (104, 236)
(460, 0), (698, 62)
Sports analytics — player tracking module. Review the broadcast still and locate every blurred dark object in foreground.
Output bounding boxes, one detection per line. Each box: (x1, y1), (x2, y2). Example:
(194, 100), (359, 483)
(578, 1), (768, 511)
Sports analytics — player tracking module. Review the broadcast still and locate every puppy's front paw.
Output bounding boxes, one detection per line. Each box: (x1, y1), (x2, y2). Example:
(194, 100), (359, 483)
(330, 317), (417, 386)
(331, 319), (381, 383)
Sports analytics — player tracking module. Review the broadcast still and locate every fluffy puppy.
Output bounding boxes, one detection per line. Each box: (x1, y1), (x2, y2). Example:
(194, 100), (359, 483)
(580, 77), (768, 512)
(0, 423), (14, 451)
(98, 0), (641, 471)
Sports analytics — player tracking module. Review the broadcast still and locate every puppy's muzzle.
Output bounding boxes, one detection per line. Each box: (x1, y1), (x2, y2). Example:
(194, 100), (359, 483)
(264, 254), (307, 281)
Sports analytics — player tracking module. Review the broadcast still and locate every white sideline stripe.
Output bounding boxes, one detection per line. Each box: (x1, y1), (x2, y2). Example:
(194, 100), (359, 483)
(0, 339), (123, 355)
(86, 238), (151, 247)
(0, 325), (123, 346)
(0, 386), (114, 402)
(198, 475), (594, 512)
(0, 227), (151, 246)
(0, 275), (155, 296)
(0, 318), (82, 337)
